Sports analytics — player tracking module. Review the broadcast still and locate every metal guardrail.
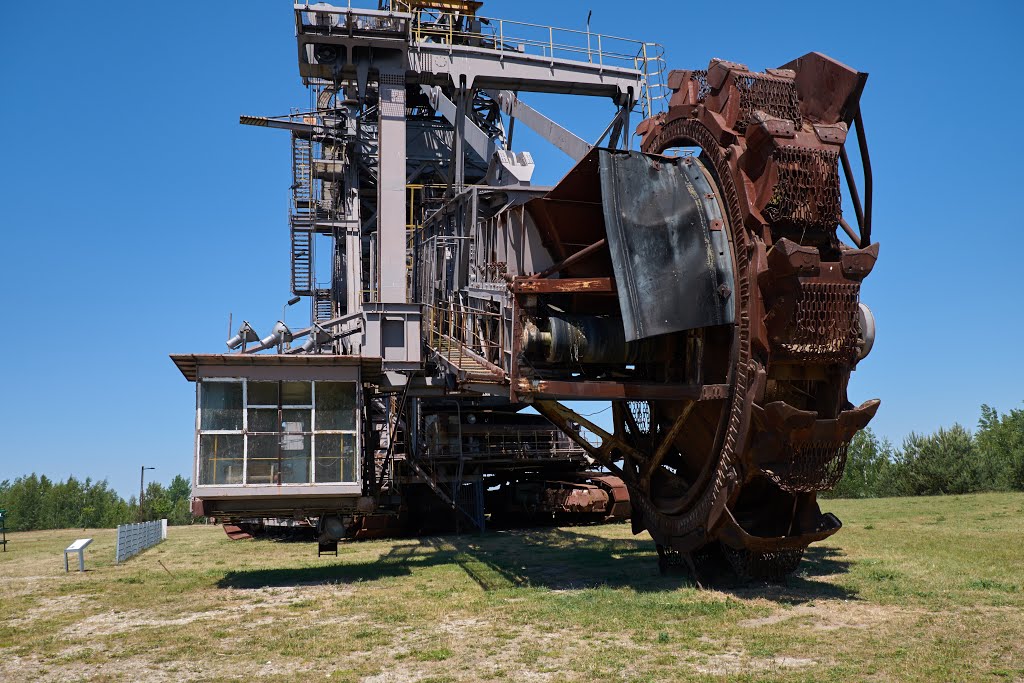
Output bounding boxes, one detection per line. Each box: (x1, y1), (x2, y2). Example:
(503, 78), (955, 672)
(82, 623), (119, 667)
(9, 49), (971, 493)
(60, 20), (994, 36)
(427, 428), (584, 460)
(115, 520), (167, 564)
(408, 10), (667, 117)
(425, 300), (505, 370)
(295, 3), (667, 117)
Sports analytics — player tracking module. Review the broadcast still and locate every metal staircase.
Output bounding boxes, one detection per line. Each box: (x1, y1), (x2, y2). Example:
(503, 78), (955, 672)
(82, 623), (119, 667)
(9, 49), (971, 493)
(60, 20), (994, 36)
(404, 457), (485, 532)
(434, 335), (504, 384)
(372, 382), (486, 532)
(313, 287), (333, 322)
(290, 132), (315, 296)
(291, 228), (313, 296)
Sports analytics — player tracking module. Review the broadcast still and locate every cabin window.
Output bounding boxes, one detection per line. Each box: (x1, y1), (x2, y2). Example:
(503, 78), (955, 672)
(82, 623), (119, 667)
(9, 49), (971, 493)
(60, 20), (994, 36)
(196, 380), (358, 486)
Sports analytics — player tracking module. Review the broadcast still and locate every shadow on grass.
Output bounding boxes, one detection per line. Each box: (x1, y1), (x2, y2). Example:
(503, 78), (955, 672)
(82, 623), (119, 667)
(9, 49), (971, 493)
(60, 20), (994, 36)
(720, 546), (859, 603)
(217, 525), (855, 601)
(217, 542), (430, 589)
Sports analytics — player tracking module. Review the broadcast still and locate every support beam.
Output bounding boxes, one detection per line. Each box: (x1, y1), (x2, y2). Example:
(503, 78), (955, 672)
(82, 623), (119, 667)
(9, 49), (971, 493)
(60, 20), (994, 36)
(512, 277), (613, 294)
(239, 114), (319, 136)
(377, 70), (407, 303)
(408, 43), (641, 100)
(343, 142), (363, 322)
(449, 88), (468, 192)
(518, 380), (730, 402)
(487, 90), (592, 162)
(531, 239), (606, 279)
(421, 85), (495, 163)
(641, 400), (695, 481)
(532, 400), (637, 478)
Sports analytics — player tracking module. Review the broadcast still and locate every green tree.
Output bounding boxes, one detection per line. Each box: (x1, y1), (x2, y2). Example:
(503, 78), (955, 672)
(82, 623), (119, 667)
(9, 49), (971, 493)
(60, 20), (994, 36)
(0, 473), (192, 531)
(165, 475), (194, 525)
(40, 476), (84, 529)
(976, 404), (1024, 490)
(3, 474), (49, 531)
(895, 424), (980, 496)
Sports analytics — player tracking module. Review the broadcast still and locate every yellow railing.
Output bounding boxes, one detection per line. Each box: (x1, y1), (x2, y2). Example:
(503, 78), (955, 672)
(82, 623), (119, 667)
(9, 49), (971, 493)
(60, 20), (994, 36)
(391, 1), (481, 15)
(425, 301), (505, 371)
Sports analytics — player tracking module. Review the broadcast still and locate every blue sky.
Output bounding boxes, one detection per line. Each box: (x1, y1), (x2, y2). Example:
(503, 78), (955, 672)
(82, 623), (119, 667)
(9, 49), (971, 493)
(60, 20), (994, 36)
(1, 1), (1021, 497)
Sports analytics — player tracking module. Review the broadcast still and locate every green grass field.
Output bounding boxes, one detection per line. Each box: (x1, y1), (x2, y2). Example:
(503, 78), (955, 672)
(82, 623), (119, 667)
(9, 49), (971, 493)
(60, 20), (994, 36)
(2, 492), (1023, 682)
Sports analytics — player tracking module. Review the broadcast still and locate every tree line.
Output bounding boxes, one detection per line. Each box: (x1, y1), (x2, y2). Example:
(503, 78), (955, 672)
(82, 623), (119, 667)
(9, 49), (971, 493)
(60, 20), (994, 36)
(0, 474), (195, 532)
(828, 404), (1024, 498)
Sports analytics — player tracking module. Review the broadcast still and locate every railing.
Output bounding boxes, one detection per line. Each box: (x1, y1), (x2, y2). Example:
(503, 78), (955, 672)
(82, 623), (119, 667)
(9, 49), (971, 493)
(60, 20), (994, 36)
(115, 520), (166, 564)
(427, 428), (585, 460)
(425, 300), (505, 371)
(296, 5), (412, 40)
(411, 11), (641, 68)
(296, 3), (667, 117)
(637, 42), (669, 119)
(408, 10), (666, 116)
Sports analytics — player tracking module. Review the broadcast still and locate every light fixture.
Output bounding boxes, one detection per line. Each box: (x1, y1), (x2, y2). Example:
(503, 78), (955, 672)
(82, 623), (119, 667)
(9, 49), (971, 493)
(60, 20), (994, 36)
(300, 323), (333, 353)
(225, 321), (260, 350)
(257, 320), (294, 350)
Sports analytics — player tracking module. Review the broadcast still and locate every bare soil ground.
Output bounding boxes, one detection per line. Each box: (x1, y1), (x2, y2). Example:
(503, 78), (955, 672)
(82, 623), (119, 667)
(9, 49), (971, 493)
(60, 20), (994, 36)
(2, 492), (1023, 682)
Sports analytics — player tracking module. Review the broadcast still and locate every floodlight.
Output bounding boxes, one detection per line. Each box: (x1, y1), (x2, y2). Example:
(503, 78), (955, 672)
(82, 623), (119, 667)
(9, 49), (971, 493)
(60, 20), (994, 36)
(300, 323), (333, 353)
(258, 321), (294, 350)
(225, 321), (260, 350)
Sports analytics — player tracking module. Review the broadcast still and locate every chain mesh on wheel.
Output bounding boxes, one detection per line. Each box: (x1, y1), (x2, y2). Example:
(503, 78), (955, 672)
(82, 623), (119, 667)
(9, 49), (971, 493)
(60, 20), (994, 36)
(732, 73), (802, 131)
(776, 281), (860, 364)
(762, 440), (851, 493)
(689, 69), (712, 101)
(722, 545), (805, 581)
(763, 146), (841, 231)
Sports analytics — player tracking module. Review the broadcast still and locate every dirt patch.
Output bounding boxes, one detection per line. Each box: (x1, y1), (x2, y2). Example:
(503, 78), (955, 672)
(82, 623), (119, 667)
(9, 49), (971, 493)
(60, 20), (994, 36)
(0, 654), (223, 683)
(738, 600), (898, 631)
(63, 608), (239, 638)
(7, 595), (94, 626)
(692, 650), (816, 675)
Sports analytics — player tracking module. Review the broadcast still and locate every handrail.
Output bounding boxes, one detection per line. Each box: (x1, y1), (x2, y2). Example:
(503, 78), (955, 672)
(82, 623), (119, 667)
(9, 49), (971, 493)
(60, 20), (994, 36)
(410, 14), (651, 68)
(427, 428), (585, 459)
(425, 301), (505, 371)
(296, 4), (661, 75)
(296, 4), (668, 116)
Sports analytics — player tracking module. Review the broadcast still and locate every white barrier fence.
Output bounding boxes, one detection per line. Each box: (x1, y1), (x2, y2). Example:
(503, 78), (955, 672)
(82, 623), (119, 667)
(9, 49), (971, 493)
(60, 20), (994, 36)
(115, 519), (167, 564)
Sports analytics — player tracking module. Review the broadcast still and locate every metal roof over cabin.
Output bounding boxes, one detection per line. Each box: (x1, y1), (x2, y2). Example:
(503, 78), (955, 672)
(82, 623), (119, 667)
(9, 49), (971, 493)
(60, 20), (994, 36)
(169, 353), (382, 383)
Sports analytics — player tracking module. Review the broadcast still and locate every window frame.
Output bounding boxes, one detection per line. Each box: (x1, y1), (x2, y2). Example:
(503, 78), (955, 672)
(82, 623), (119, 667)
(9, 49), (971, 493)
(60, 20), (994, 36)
(195, 378), (360, 488)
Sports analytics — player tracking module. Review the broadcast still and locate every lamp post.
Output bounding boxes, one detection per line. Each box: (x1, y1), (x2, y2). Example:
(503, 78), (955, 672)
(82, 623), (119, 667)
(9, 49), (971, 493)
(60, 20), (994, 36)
(139, 466), (155, 522)
(282, 295), (302, 325)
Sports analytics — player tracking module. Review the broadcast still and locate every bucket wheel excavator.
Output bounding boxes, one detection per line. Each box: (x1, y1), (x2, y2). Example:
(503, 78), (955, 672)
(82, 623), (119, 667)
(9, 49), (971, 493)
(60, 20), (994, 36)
(176, 0), (879, 581)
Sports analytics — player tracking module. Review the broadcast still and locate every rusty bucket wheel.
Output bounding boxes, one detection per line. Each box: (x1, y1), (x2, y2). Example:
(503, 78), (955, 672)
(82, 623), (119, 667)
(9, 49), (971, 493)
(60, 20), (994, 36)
(609, 115), (762, 576)
(527, 56), (878, 581)
(620, 56), (884, 581)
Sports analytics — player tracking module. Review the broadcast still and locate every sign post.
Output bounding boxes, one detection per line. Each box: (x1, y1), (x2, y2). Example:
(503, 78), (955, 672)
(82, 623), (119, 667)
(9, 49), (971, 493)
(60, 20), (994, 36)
(64, 538), (93, 572)
(0, 509), (6, 552)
